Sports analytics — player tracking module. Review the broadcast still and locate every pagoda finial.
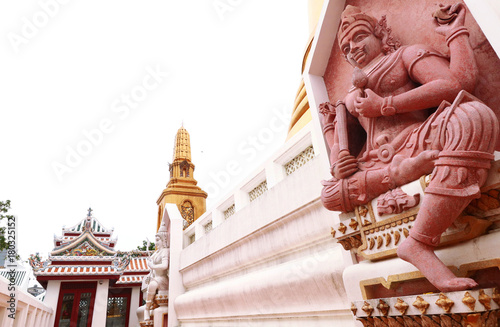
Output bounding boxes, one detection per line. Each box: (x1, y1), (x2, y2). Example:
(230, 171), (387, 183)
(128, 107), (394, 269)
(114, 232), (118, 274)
(87, 207), (93, 217)
(173, 125), (191, 162)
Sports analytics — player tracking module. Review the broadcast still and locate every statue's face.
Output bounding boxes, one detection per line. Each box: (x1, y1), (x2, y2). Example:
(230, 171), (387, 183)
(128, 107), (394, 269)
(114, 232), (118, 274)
(340, 25), (383, 68)
(155, 234), (163, 248)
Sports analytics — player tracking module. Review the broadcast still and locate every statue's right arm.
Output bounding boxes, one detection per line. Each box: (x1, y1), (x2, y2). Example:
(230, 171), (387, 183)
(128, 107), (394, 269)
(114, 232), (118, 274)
(329, 93), (359, 179)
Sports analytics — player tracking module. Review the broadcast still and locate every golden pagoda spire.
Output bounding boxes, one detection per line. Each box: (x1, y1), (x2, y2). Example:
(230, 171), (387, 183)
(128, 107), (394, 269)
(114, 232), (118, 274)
(157, 126), (207, 231)
(173, 126), (191, 162)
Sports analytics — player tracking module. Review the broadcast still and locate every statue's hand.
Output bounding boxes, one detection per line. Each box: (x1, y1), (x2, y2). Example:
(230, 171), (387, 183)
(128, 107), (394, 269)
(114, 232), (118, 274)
(332, 154), (358, 179)
(434, 3), (466, 36)
(354, 89), (383, 117)
(147, 258), (155, 269)
(345, 88), (363, 114)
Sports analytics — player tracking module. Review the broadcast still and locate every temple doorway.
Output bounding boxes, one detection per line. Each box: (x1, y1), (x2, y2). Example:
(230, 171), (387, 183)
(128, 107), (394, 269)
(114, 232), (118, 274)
(54, 282), (97, 327)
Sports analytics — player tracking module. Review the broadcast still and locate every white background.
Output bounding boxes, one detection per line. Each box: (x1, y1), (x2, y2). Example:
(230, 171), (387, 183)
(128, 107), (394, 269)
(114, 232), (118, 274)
(0, 0), (309, 260)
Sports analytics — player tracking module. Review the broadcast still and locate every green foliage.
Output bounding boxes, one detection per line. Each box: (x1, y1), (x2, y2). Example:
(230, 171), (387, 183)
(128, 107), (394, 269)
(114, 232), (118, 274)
(0, 200), (14, 251)
(137, 240), (155, 251)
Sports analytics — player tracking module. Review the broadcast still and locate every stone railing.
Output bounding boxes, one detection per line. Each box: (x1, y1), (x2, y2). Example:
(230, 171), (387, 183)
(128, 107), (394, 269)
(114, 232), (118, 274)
(0, 275), (54, 327)
(183, 122), (323, 247)
(169, 120), (356, 327)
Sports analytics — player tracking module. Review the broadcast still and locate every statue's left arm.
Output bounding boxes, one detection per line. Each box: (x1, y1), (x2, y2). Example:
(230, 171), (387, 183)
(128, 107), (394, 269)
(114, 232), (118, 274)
(434, 3), (477, 93)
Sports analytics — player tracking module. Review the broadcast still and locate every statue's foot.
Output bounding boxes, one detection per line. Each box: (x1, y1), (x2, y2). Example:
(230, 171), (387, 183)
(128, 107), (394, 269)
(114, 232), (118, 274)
(397, 236), (477, 292)
(437, 277), (478, 292)
(390, 150), (439, 185)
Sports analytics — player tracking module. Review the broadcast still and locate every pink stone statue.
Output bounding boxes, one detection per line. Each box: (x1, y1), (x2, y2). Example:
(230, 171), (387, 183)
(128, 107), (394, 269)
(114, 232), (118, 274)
(320, 4), (499, 292)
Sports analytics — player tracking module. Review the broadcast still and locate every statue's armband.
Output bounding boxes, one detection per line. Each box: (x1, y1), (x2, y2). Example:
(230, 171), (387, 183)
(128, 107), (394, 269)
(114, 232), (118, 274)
(408, 48), (449, 82)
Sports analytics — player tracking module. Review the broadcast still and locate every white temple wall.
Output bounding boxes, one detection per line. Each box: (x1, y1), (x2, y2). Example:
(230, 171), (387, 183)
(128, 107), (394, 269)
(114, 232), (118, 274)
(165, 123), (355, 326)
(0, 275), (54, 327)
(130, 286), (141, 327)
(168, 204), (187, 327)
(92, 279), (109, 327)
(44, 279), (61, 327)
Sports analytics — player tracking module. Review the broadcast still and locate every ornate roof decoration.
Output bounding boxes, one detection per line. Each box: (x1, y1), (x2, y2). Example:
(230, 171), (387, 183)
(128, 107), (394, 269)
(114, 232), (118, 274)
(33, 265), (123, 277)
(51, 228), (116, 256)
(62, 213), (114, 234)
(31, 210), (149, 286)
(54, 208), (116, 248)
(173, 126), (191, 162)
(115, 256), (151, 285)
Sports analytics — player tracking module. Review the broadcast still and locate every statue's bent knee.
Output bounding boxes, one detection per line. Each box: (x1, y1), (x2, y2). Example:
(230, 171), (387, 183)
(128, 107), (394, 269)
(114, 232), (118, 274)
(426, 98), (498, 198)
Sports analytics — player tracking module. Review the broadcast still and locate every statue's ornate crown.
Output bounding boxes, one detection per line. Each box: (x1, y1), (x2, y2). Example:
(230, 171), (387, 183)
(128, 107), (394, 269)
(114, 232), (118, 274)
(156, 220), (170, 247)
(337, 5), (378, 45)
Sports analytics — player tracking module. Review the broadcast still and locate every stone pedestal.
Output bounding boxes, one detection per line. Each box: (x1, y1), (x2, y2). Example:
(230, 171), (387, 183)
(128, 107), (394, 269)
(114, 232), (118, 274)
(139, 292), (168, 327)
(154, 291), (169, 326)
(139, 319), (154, 327)
(352, 288), (500, 326)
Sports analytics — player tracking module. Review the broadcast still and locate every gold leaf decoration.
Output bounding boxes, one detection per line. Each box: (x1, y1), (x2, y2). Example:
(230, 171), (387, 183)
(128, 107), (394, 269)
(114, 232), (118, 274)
(338, 239), (352, 251)
(351, 302), (357, 316)
(478, 289), (491, 310)
(413, 296), (429, 314)
(435, 293), (454, 313)
(492, 288), (500, 306)
(368, 238), (375, 250)
(403, 228), (409, 238)
(362, 301), (374, 316)
(377, 236), (383, 249)
(462, 291), (476, 311)
(349, 218), (359, 230)
(377, 299), (390, 316)
(359, 206), (368, 217)
(351, 235), (362, 248)
(394, 298), (409, 315)
(338, 223), (347, 234)
(394, 230), (401, 245)
(330, 227), (336, 238)
(385, 233), (391, 246)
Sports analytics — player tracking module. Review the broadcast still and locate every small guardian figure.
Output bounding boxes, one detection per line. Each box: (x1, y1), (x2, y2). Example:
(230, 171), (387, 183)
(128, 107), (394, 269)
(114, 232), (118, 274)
(142, 220), (170, 322)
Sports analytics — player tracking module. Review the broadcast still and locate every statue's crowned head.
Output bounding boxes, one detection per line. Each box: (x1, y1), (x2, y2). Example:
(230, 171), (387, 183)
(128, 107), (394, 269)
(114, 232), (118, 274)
(337, 5), (400, 64)
(156, 221), (170, 249)
(337, 5), (378, 46)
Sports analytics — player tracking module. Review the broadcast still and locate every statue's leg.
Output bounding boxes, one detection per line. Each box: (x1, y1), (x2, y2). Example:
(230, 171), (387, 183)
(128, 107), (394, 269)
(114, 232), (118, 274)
(397, 193), (478, 291)
(397, 100), (498, 292)
(144, 280), (159, 320)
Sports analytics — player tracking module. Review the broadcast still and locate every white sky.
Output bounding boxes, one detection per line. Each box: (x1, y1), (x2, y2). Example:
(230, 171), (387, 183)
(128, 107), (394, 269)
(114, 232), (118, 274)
(0, 1), (310, 260)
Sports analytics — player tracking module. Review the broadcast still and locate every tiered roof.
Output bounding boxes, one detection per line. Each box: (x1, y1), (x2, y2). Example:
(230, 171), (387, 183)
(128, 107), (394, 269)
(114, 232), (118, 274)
(116, 256), (150, 286)
(31, 209), (149, 287)
(54, 208), (116, 248)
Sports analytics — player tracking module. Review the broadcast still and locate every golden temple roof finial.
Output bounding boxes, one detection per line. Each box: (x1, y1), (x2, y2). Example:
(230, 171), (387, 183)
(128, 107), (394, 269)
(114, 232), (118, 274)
(173, 125), (191, 162)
